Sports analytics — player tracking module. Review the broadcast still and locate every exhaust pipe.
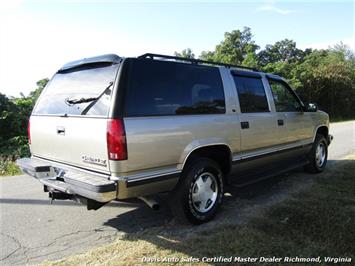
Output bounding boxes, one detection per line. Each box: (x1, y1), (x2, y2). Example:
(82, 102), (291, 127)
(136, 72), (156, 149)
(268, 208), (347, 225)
(138, 196), (160, 210)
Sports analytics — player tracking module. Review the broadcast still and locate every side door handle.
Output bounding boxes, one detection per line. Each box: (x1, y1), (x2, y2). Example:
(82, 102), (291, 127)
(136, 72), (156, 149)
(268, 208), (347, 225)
(277, 119), (284, 126)
(56, 126), (65, 135)
(241, 121), (249, 129)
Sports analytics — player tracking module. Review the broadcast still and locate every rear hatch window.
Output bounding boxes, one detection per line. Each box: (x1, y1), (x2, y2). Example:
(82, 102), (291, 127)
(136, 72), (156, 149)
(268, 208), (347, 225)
(33, 63), (119, 117)
(29, 62), (120, 173)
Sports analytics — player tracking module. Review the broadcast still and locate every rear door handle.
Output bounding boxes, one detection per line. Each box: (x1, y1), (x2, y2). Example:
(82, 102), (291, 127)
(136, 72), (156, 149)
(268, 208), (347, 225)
(277, 119), (284, 126)
(56, 126), (65, 135)
(241, 121), (249, 129)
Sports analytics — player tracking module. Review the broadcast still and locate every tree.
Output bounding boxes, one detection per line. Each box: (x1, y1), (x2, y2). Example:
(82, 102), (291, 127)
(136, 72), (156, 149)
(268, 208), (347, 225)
(331, 42), (355, 61)
(0, 93), (17, 141)
(29, 78), (48, 103)
(292, 47), (355, 119)
(0, 78), (49, 140)
(257, 39), (308, 66)
(174, 48), (195, 59)
(200, 27), (259, 65)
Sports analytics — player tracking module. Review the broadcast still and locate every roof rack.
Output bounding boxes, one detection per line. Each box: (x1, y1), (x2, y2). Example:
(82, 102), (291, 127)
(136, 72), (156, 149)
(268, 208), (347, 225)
(138, 53), (259, 71)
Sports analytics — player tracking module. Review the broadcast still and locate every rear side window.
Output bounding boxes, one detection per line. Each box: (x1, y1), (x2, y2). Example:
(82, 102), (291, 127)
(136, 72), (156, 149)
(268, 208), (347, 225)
(124, 59), (225, 116)
(33, 63), (119, 116)
(233, 76), (269, 113)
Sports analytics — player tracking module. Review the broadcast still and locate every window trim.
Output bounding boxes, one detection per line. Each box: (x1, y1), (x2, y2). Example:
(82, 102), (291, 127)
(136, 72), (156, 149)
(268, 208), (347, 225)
(231, 69), (262, 79)
(233, 74), (271, 113)
(122, 58), (226, 118)
(267, 78), (304, 113)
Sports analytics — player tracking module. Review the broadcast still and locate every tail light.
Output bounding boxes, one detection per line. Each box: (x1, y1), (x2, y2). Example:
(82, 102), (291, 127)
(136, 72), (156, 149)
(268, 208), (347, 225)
(107, 119), (127, 160)
(27, 119), (31, 144)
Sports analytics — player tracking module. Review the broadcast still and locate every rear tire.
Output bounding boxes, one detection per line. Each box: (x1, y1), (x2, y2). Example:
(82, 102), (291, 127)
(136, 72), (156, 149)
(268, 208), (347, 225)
(304, 134), (328, 173)
(169, 158), (224, 225)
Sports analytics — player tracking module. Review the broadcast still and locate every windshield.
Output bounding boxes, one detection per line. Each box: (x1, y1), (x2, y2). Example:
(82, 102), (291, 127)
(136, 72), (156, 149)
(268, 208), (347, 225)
(33, 63), (119, 116)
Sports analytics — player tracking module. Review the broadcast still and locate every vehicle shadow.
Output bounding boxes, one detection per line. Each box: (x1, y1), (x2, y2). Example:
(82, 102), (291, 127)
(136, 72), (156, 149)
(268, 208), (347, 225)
(101, 159), (350, 260)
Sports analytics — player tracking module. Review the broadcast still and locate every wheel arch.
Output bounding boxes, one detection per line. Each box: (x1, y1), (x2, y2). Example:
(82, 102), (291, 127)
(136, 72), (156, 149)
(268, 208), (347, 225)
(180, 144), (233, 178)
(314, 125), (329, 141)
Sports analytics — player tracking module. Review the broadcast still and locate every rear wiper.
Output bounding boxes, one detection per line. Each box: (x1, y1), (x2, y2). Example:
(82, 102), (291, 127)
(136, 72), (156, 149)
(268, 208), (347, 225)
(65, 81), (114, 106)
(65, 97), (97, 105)
(80, 81), (114, 115)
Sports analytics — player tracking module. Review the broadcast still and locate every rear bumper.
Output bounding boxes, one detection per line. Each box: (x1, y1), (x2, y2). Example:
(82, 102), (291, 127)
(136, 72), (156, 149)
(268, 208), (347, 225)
(16, 157), (117, 203)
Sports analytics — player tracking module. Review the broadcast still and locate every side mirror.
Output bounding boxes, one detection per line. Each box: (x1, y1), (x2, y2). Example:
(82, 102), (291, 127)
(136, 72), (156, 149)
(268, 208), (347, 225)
(305, 103), (318, 112)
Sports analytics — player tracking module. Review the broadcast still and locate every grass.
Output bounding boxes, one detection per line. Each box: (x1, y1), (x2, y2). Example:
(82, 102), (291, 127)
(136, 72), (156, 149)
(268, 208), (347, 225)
(188, 160), (355, 260)
(0, 159), (21, 176)
(42, 155), (355, 266)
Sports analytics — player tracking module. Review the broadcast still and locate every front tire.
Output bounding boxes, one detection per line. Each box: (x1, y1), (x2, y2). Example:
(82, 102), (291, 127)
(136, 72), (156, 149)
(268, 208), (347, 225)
(304, 134), (328, 173)
(169, 158), (224, 225)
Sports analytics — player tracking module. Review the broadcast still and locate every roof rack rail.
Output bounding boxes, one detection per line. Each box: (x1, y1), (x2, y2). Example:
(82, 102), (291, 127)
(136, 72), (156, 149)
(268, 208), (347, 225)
(138, 53), (259, 71)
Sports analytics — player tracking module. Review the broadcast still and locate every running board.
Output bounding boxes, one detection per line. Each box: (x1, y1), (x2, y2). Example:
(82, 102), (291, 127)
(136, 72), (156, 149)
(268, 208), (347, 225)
(232, 160), (308, 188)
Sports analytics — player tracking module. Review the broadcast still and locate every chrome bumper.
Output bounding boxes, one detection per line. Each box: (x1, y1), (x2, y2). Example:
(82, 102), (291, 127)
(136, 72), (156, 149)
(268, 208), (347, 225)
(16, 157), (117, 203)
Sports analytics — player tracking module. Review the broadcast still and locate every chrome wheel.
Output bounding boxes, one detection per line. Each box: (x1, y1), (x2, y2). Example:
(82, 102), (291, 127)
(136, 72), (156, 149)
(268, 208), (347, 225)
(315, 142), (326, 167)
(191, 172), (218, 213)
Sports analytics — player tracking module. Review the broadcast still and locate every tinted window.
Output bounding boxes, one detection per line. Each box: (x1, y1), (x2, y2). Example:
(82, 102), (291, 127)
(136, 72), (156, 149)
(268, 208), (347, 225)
(233, 76), (269, 113)
(269, 79), (302, 112)
(33, 63), (119, 116)
(124, 59), (225, 116)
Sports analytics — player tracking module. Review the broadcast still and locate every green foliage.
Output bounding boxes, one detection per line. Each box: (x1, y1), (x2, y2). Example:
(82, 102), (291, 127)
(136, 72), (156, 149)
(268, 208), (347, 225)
(200, 27), (259, 65)
(0, 159), (22, 176)
(176, 27), (355, 121)
(174, 48), (195, 59)
(0, 78), (48, 141)
(257, 39), (310, 66)
(292, 49), (355, 119)
(0, 93), (18, 140)
(0, 136), (30, 160)
(0, 78), (48, 170)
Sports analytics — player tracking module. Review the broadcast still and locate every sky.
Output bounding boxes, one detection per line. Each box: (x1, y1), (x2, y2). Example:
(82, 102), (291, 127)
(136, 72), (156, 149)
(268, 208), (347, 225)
(0, 0), (354, 97)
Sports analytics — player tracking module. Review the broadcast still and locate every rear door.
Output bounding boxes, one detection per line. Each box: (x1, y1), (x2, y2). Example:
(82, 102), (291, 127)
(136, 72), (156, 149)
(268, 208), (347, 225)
(30, 63), (120, 173)
(230, 71), (283, 182)
(231, 72), (281, 155)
